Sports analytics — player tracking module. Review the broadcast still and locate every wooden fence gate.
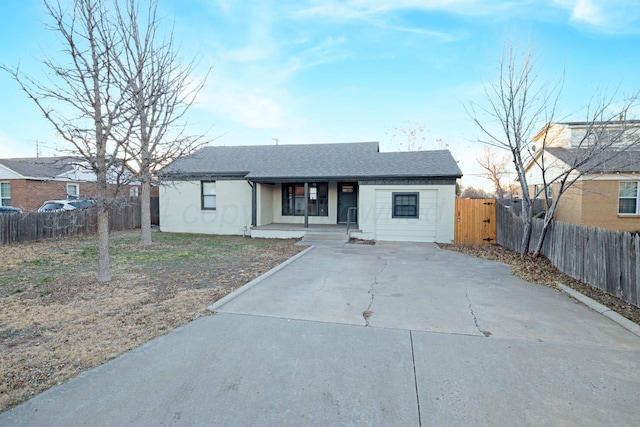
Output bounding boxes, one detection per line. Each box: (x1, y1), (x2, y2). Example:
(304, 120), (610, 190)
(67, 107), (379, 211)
(454, 198), (496, 245)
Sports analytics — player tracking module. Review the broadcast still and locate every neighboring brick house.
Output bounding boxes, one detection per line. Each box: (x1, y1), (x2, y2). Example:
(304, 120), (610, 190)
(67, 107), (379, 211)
(0, 157), (141, 211)
(524, 121), (640, 232)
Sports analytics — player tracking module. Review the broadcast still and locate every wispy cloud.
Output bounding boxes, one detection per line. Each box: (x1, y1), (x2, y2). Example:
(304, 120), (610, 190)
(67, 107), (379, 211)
(292, 1), (544, 42)
(296, 0), (481, 19)
(293, 0), (469, 40)
(196, 35), (347, 130)
(552, 0), (640, 34)
(182, 2), (356, 130)
(187, 0), (640, 134)
(294, 0), (539, 21)
(195, 70), (292, 129)
(296, 0), (640, 36)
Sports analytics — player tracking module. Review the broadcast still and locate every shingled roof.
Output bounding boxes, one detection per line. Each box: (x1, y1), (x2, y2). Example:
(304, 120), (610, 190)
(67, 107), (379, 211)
(160, 142), (462, 181)
(547, 147), (640, 173)
(0, 157), (77, 178)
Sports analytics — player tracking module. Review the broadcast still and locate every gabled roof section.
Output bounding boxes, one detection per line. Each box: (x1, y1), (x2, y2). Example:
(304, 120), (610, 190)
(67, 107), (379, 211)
(532, 120), (640, 149)
(546, 147), (640, 173)
(0, 157), (77, 179)
(160, 142), (462, 181)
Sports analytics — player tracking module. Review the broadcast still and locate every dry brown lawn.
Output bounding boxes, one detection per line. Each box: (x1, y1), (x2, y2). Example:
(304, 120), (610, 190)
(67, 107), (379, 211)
(0, 231), (304, 412)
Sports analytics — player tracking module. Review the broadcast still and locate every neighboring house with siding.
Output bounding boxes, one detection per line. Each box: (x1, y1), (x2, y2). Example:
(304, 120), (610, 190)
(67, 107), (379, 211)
(0, 157), (140, 211)
(524, 121), (640, 232)
(159, 142), (462, 243)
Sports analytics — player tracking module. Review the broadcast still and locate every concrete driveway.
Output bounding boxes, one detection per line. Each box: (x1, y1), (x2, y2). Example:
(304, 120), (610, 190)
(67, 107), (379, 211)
(2, 242), (640, 426)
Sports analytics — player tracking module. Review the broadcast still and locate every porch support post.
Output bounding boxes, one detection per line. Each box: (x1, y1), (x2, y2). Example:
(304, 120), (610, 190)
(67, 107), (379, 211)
(304, 182), (309, 228)
(251, 181), (257, 227)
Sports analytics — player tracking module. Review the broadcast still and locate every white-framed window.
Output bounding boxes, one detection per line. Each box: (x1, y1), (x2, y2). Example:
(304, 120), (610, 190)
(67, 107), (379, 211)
(0, 182), (10, 206)
(201, 181), (216, 210)
(67, 183), (79, 199)
(534, 184), (553, 199)
(129, 186), (139, 197)
(619, 181), (639, 214)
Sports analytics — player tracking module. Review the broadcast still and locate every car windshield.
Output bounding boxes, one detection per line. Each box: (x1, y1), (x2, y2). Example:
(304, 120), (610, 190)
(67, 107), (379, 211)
(41, 203), (64, 211)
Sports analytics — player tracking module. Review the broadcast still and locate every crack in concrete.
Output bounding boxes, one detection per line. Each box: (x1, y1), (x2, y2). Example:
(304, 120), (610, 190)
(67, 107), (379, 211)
(363, 261), (387, 326)
(465, 289), (490, 337)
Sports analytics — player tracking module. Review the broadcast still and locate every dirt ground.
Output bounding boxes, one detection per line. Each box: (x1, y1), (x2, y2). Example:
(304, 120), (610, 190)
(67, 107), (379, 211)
(440, 243), (640, 326)
(0, 231), (305, 413)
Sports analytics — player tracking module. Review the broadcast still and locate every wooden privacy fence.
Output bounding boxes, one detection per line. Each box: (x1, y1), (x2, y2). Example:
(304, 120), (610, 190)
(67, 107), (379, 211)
(496, 202), (640, 307)
(455, 198), (496, 245)
(0, 198), (141, 245)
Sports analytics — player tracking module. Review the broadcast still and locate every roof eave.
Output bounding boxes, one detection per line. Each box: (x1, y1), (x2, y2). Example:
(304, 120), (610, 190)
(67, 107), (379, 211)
(248, 174), (462, 182)
(159, 171), (250, 180)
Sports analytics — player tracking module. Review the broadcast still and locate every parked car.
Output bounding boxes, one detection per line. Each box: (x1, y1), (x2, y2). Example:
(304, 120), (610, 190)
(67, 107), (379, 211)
(37, 199), (96, 212)
(0, 206), (23, 215)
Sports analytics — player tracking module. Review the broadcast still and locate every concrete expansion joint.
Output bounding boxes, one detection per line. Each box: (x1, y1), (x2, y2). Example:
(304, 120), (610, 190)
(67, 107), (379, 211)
(409, 331), (423, 427)
(363, 261), (387, 327)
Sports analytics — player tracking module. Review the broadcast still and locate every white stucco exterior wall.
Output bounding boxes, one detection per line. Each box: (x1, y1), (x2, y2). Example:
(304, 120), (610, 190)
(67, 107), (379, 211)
(160, 180), (252, 235)
(357, 184), (456, 243)
(257, 183), (274, 226)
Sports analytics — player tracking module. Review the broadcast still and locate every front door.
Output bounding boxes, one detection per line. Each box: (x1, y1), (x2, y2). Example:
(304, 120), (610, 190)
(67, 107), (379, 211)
(337, 183), (358, 223)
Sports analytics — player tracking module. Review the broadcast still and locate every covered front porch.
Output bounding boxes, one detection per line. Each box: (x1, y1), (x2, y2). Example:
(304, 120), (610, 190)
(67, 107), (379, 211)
(252, 181), (359, 229)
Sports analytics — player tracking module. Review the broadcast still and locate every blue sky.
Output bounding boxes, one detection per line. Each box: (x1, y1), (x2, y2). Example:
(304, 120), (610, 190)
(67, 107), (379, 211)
(1, 0), (640, 190)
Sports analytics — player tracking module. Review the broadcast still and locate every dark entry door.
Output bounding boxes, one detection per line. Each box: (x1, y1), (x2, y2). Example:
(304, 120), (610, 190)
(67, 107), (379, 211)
(337, 183), (358, 223)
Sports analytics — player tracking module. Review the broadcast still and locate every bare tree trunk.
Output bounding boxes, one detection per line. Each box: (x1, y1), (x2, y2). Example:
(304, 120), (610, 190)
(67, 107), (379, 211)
(139, 177), (152, 246)
(519, 198), (533, 257)
(97, 206), (110, 282)
(532, 199), (558, 257)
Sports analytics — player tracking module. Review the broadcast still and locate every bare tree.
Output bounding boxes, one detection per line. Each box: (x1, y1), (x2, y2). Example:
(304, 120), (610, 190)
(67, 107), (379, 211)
(467, 45), (556, 256)
(386, 120), (450, 152)
(386, 120), (427, 151)
(460, 186), (491, 199)
(111, 0), (208, 246)
(477, 146), (511, 199)
(468, 43), (638, 257)
(2, 0), (132, 282)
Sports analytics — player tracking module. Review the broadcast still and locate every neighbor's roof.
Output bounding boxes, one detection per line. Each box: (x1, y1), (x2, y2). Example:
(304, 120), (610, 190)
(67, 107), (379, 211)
(557, 119), (640, 127)
(160, 142), (462, 181)
(547, 147), (640, 173)
(0, 157), (76, 178)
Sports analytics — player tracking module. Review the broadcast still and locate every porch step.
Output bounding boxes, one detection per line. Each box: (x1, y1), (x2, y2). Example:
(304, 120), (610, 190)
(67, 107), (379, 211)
(301, 231), (349, 243)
